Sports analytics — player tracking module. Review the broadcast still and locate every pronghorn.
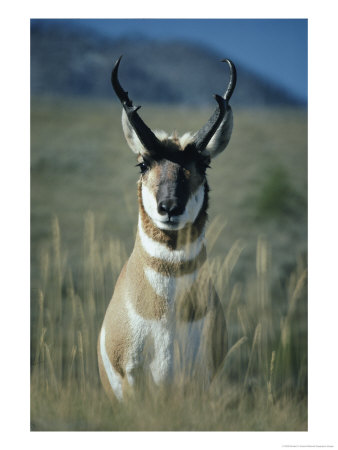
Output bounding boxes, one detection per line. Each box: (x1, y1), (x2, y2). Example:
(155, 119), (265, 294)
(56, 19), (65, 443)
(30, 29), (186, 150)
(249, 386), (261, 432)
(98, 56), (236, 402)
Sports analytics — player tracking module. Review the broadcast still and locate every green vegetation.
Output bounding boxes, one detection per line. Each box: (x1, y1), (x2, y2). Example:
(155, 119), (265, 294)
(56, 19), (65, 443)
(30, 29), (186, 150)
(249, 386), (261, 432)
(254, 165), (306, 220)
(31, 97), (307, 431)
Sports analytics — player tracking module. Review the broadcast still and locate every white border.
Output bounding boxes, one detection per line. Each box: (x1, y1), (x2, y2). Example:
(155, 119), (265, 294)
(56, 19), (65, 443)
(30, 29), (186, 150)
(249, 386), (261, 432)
(2, 1), (337, 449)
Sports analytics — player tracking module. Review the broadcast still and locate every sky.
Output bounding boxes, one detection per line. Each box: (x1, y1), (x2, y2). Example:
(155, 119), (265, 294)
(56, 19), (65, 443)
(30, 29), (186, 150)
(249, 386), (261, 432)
(63, 18), (308, 102)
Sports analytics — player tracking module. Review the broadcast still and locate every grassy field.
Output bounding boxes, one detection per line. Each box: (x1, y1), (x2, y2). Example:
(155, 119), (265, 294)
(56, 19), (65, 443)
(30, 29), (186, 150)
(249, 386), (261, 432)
(30, 97), (307, 431)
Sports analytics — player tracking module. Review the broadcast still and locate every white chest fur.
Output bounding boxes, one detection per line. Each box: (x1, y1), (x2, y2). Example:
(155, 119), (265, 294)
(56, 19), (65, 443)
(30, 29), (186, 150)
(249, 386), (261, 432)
(144, 266), (199, 301)
(126, 296), (210, 385)
(126, 297), (174, 384)
(125, 220), (207, 385)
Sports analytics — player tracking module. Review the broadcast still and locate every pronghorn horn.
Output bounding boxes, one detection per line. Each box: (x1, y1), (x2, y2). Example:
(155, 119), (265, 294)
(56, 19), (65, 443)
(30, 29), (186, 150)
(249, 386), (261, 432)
(190, 94), (226, 153)
(111, 56), (163, 155)
(190, 59), (237, 153)
(222, 58), (237, 103)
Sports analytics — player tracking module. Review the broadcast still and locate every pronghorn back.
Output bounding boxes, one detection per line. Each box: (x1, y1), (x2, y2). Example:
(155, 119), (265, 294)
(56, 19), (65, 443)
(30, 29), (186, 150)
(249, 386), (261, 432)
(98, 56), (236, 402)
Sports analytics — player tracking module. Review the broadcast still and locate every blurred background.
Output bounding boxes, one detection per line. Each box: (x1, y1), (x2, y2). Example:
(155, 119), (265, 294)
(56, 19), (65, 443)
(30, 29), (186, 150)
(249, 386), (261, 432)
(31, 18), (307, 105)
(30, 19), (308, 430)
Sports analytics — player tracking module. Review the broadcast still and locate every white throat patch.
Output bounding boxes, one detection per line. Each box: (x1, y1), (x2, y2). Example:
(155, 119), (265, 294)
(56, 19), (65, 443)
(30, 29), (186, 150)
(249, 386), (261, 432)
(138, 217), (205, 263)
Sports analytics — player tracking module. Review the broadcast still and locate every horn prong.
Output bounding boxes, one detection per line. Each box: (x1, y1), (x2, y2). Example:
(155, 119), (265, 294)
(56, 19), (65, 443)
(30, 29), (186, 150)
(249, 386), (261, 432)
(189, 58), (236, 152)
(111, 56), (162, 155)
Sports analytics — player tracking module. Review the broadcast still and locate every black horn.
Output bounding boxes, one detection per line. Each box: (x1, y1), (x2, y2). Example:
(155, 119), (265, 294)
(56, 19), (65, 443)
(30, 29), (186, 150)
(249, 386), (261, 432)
(222, 58), (237, 103)
(190, 59), (237, 152)
(111, 56), (163, 154)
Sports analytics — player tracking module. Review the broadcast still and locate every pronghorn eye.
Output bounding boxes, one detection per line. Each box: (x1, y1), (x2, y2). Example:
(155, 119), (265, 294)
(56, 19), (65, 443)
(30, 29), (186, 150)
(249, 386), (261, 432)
(136, 162), (149, 174)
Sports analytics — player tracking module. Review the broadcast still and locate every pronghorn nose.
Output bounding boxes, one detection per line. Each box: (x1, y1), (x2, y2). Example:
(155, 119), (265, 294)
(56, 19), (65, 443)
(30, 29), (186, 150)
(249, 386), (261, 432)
(158, 199), (183, 217)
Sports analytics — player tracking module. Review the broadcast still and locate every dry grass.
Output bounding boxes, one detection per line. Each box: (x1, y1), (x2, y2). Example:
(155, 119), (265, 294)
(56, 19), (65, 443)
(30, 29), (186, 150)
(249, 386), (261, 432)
(30, 214), (307, 431)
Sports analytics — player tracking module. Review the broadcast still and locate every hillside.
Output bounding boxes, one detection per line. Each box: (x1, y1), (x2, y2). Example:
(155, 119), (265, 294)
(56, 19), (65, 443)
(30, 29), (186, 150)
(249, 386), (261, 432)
(30, 21), (304, 107)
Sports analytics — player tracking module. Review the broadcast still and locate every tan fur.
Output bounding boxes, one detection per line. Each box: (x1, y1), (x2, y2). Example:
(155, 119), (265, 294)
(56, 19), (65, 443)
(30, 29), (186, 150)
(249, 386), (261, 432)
(140, 155), (204, 196)
(98, 140), (227, 402)
(99, 237), (227, 370)
(125, 244), (169, 320)
(99, 263), (130, 376)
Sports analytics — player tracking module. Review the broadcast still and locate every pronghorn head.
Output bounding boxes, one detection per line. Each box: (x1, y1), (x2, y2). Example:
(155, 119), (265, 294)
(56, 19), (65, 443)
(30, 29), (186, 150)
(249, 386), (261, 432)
(112, 56), (236, 231)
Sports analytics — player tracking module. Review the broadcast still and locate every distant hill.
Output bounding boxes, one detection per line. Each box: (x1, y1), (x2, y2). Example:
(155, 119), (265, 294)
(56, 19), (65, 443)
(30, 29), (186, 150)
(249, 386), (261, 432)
(30, 21), (304, 107)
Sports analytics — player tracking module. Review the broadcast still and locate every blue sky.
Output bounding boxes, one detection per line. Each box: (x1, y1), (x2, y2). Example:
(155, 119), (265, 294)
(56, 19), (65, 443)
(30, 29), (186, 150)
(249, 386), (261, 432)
(64, 18), (307, 102)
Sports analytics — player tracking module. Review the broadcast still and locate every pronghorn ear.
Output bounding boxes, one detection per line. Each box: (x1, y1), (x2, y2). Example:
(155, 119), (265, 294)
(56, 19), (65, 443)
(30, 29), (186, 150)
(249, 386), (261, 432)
(121, 109), (148, 156)
(202, 106), (233, 160)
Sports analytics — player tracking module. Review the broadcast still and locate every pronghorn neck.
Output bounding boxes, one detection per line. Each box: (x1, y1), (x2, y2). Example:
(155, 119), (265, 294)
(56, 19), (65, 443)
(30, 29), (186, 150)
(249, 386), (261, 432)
(135, 179), (209, 276)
